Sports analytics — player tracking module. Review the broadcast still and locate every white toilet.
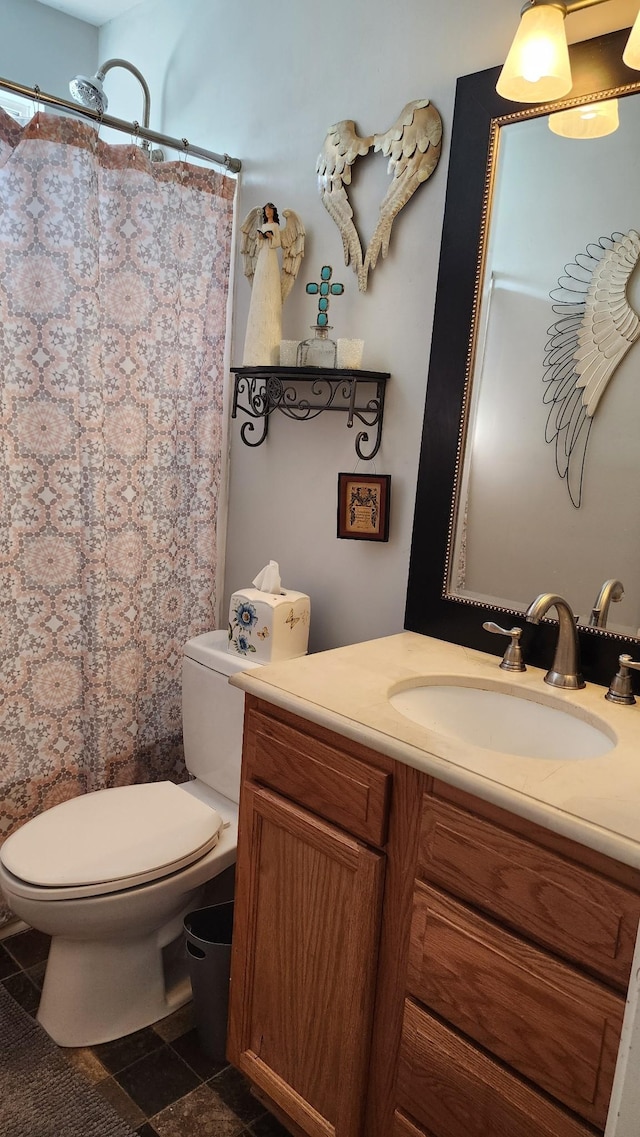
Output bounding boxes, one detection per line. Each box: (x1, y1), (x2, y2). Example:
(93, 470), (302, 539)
(0, 630), (259, 1047)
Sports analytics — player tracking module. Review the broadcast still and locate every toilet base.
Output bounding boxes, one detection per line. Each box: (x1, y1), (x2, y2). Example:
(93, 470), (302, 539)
(0, 798), (238, 1048)
(38, 923), (194, 1047)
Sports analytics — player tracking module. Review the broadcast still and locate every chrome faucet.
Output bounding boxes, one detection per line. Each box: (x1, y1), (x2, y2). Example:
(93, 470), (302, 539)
(588, 579), (624, 629)
(525, 593), (585, 690)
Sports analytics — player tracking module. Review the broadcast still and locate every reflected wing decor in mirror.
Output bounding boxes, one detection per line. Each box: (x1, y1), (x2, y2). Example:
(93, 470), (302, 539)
(545, 229), (640, 508)
(405, 27), (640, 686)
(316, 99), (442, 292)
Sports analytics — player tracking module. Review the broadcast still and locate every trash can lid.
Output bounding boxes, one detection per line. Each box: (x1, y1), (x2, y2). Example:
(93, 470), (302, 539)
(1, 782), (223, 896)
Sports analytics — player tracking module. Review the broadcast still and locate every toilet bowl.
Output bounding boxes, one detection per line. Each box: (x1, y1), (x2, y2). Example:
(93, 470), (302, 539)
(0, 631), (259, 1047)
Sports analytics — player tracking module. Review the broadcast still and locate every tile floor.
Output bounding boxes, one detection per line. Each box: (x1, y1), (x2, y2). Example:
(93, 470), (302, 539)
(0, 926), (290, 1137)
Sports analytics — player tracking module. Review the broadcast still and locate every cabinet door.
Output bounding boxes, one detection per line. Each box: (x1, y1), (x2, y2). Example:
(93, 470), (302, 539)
(228, 783), (385, 1137)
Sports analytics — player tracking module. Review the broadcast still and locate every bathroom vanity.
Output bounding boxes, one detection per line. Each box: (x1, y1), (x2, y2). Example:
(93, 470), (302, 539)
(227, 632), (640, 1137)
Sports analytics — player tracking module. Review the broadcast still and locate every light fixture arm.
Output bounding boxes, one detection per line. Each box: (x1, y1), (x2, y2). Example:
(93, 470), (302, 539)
(521, 0), (613, 12)
(564, 0), (612, 13)
(499, 0), (640, 103)
(96, 59), (151, 131)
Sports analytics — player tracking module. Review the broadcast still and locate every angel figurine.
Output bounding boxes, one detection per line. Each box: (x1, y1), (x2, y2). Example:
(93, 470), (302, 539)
(240, 203), (305, 365)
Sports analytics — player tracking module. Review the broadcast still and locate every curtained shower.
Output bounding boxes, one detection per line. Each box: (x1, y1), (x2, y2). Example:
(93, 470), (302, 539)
(0, 104), (236, 924)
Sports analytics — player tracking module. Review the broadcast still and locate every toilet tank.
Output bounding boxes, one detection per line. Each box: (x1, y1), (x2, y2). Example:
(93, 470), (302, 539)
(182, 630), (261, 803)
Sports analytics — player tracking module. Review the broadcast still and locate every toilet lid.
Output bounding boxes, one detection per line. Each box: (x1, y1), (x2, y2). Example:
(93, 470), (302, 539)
(1, 782), (223, 892)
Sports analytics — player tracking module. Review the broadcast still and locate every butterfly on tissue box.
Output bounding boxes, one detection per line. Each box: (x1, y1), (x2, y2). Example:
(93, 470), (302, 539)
(228, 587), (310, 663)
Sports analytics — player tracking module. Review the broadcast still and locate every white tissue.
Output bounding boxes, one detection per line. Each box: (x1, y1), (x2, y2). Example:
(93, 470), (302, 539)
(251, 560), (282, 594)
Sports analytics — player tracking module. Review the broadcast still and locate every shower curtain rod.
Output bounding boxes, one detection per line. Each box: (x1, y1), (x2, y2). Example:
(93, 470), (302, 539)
(0, 74), (242, 173)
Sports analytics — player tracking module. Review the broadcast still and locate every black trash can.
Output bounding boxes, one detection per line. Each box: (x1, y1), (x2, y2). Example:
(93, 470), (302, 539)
(184, 901), (235, 1061)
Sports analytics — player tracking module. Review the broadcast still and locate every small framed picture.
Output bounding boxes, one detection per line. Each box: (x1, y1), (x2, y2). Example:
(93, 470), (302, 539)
(337, 473), (391, 542)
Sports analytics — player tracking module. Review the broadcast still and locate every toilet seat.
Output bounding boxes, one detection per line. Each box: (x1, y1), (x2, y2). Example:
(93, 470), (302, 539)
(0, 782), (223, 900)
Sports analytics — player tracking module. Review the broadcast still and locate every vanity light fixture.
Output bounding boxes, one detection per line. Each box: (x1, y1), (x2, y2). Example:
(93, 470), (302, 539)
(548, 96), (619, 136)
(497, 0), (640, 103)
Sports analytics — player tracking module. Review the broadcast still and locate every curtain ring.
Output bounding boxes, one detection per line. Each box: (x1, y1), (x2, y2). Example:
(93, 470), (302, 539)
(129, 119), (141, 159)
(32, 83), (42, 129)
(179, 138), (190, 180)
(90, 104), (104, 154)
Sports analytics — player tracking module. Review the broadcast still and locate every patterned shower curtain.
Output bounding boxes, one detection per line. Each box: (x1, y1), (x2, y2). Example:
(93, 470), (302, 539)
(0, 107), (236, 921)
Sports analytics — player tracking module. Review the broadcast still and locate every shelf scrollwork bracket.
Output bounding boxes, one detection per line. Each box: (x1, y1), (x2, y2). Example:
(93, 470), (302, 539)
(230, 366), (389, 460)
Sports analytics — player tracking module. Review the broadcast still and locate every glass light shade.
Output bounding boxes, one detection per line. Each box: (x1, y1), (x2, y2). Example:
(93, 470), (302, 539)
(548, 98), (619, 138)
(622, 12), (640, 70)
(496, 5), (572, 103)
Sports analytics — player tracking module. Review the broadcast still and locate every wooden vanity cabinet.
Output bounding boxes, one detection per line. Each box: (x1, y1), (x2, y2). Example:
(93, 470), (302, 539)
(228, 699), (640, 1137)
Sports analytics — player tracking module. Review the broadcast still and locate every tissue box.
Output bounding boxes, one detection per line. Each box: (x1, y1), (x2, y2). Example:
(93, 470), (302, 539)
(228, 588), (310, 663)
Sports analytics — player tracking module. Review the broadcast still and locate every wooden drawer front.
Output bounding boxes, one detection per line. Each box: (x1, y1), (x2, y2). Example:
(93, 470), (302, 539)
(407, 882), (624, 1128)
(245, 709), (390, 846)
(397, 999), (597, 1137)
(419, 795), (640, 988)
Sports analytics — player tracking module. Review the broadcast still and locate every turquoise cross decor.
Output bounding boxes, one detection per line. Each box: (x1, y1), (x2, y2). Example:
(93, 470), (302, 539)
(305, 265), (344, 327)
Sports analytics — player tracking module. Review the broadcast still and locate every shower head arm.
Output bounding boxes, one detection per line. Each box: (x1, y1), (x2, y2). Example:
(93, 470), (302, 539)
(96, 59), (150, 129)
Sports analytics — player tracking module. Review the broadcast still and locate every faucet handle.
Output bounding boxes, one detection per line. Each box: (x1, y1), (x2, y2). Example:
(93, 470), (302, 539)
(605, 654), (640, 705)
(482, 622), (526, 672)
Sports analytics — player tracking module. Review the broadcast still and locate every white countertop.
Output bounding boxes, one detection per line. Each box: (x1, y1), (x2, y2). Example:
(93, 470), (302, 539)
(230, 631), (640, 869)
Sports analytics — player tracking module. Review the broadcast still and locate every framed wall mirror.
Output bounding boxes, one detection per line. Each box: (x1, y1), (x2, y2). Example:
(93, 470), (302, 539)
(405, 27), (640, 686)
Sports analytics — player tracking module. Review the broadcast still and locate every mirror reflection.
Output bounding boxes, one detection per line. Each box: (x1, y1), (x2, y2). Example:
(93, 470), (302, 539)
(450, 91), (640, 637)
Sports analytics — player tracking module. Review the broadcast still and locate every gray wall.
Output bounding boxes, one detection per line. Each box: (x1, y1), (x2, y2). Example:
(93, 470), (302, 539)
(0, 0), (97, 98)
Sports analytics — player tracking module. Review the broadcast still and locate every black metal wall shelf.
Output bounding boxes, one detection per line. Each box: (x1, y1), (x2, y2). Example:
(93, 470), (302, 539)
(230, 366), (390, 460)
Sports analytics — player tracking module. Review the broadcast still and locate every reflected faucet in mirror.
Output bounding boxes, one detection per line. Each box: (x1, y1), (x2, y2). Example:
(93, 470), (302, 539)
(589, 579), (624, 629)
(525, 593), (585, 690)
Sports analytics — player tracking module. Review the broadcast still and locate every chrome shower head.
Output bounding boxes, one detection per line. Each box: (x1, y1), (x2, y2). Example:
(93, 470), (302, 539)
(69, 74), (108, 114)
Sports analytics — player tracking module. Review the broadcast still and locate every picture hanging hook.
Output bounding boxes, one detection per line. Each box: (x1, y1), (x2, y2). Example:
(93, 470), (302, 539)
(350, 456), (377, 476)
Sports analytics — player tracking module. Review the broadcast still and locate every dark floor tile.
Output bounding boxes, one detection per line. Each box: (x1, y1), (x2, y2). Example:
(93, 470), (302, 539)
(248, 1113), (292, 1137)
(4, 927), (51, 968)
(170, 1027), (228, 1080)
(95, 1077), (146, 1129)
(150, 1082), (245, 1136)
(64, 1045), (110, 1084)
(136, 1124), (161, 1136)
(0, 942), (20, 979)
(93, 1025), (164, 1074)
(2, 971), (41, 1015)
(152, 1002), (195, 1043)
(207, 1066), (265, 1126)
(115, 1044), (200, 1117)
(25, 959), (47, 991)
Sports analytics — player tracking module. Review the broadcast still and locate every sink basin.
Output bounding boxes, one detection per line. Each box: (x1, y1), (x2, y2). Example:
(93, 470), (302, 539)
(389, 683), (615, 760)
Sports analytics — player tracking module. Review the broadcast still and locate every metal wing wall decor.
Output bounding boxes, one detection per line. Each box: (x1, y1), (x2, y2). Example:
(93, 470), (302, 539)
(316, 99), (442, 293)
(543, 229), (640, 507)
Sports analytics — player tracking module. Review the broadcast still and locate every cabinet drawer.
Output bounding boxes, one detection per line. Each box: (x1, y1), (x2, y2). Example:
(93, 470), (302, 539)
(419, 794), (640, 988)
(397, 999), (597, 1137)
(407, 882), (624, 1128)
(244, 708), (390, 846)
